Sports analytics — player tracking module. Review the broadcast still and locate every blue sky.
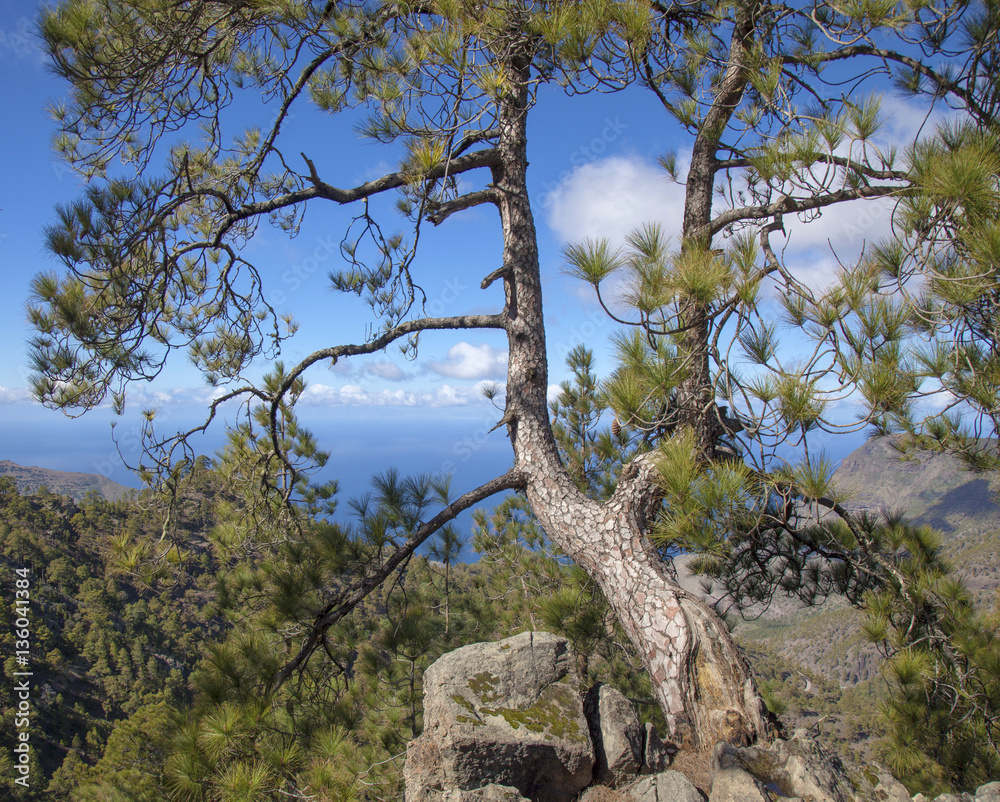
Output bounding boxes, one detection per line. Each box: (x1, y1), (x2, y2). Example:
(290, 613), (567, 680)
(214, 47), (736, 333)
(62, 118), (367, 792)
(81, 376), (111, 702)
(1, 0), (944, 505)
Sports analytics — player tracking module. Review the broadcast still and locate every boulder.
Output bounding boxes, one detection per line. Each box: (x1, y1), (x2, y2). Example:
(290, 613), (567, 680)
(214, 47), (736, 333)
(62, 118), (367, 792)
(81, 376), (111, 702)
(404, 631), (594, 802)
(442, 785), (530, 802)
(622, 770), (705, 802)
(707, 732), (922, 802)
(710, 741), (743, 775)
(585, 684), (644, 787)
(977, 782), (1000, 802)
(758, 731), (855, 802)
(578, 789), (627, 802)
(710, 732), (857, 802)
(709, 766), (775, 802)
(869, 768), (910, 802)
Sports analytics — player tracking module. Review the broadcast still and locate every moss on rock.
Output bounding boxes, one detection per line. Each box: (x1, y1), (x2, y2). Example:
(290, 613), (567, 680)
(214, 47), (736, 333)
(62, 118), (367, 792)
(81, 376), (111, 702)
(480, 682), (586, 743)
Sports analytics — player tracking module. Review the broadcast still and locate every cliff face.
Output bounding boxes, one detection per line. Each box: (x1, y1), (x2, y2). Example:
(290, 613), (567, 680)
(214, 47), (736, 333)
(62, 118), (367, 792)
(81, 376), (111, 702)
(733, 437), (1000, 677)
(832, 438), (1000, 535)
(832, 438), (1000, 607)
(0, 459), (134, 501)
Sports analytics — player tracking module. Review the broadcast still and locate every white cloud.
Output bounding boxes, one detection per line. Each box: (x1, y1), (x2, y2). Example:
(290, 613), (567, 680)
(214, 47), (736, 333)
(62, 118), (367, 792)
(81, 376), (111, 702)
(544, 155), (897, 288)
(547, 384), (564, 404)
(125, 386), (231, 408)
(365, 362), (407, 381)
(329, 359), (356, 377)
(917, 389), (960, 415)
(0, 18), (45, 66)
(769, 251), (852, 295)
(779, 196), (896, 263)
(751, 96), (957, 289)
(544, 97), (953, 295)
(427, 342), (508, 380)
(299, 382), (493, 407)
(879, 94), (954, 146)
(0, 387), (33, 404)
(545, 156), (687, 247)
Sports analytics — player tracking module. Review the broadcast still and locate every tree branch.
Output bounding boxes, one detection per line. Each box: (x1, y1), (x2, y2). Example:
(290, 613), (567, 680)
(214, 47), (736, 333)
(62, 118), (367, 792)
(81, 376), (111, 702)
(608, 452), (664, 534)
(276, 312), (507, 395)
(265, 312), (507, 479)
(709, 183), (900, 236)
(148, 147), (502, 251)
(789, 43), (988, 122)
(306, 148), (500, 204)
(428, 188), (501, 225)
(270, 468), (525, 691)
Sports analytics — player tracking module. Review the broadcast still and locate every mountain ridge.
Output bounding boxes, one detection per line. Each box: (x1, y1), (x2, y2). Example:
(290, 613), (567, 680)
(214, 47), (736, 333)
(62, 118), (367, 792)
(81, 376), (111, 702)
(733, 437), (1000, 657)
(0, 459), (134, 502)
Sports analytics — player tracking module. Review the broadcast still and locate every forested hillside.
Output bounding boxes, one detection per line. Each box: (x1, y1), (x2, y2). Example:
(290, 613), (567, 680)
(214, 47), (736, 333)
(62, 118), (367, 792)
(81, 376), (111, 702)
(6, 435), (995, 800)
(0, 469), (667, 800)
(0, 474), (223, 798)
(730, 440), (1000, 688)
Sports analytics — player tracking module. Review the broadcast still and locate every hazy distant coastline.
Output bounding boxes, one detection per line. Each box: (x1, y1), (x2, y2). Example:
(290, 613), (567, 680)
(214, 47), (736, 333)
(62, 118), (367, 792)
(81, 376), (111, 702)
(0, 460), (134, 502)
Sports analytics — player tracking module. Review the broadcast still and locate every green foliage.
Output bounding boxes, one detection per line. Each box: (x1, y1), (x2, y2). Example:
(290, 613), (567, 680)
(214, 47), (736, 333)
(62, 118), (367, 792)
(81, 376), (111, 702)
(757, 679), (788, 717)
(751, 117), (1000, 471)
(0, 477), (221, 800)
(558, 105), (1000, 789)
(71, 700), (178, 801)
(549, 345), (638, 499)
(740, 638), (887, 766)
(113, 375), (664, 801)
(654, 430), (757, 551)
(860, 527), (1000, 793)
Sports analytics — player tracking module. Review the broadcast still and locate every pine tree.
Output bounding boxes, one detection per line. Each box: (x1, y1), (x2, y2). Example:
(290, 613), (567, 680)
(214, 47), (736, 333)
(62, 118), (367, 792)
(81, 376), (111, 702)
(28, 0), (998, 749)
(427, 523), (466, 636)
(860, 523), (1000, 793)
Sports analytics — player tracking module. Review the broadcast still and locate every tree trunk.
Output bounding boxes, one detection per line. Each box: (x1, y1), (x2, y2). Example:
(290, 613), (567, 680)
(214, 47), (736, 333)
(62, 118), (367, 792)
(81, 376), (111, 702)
(493, 46), (770, 750)
(524, 456), (770, 749)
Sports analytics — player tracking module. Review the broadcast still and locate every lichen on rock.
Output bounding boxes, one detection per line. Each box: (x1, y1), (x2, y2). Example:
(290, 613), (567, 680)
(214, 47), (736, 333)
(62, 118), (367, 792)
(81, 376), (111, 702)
(404, 631), (594, 802)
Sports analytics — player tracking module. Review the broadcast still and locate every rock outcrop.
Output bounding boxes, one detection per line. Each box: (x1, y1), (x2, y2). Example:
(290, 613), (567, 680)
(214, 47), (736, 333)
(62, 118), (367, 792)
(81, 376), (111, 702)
(585, 683), (643, 786)
(404, 632), (997, 802)
(621, 771), (705, 802)
(585, 683), (674, 787)
(709, 730), (914, 802)
(440, 786), (531, 802)
(912, 784), (1000, 802)
(404, 631), (594, 802)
